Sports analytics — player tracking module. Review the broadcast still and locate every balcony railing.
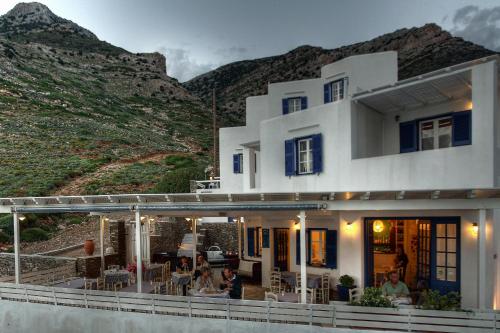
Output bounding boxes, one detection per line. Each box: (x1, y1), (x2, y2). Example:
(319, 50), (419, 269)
(190, 179), (221, 193)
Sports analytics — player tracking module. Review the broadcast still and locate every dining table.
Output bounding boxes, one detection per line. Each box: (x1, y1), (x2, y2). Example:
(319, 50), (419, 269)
(104, 269), (130, 285)
(281, 271), (322, 289)
(145, 264), (163, 281)
(189, 289), (229, 299)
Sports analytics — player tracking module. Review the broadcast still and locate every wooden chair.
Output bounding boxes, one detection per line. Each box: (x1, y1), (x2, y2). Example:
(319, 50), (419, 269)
(295, 287), (315, 304)
(241, 286), (246, 300)
(270, 271), (282, 293)
(264, 291), (278, 302)
(113, 282), (123, 292)
(96, 277), (105, 290)
(349, 287), (363, 303)
(294, 272), (302, 293)
(319, 273), (330, 304)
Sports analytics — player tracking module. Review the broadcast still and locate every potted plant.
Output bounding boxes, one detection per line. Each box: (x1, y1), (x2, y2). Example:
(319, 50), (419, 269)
(350, 287), (393, 307)
(337, 274), (355, 301)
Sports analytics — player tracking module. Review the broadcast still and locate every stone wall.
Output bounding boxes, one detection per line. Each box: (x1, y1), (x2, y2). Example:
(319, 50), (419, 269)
(202, 223), (238, 252)
(109, 220), (126, 267)
(76, 254), (120, 278)
(0, 253), (76, 277)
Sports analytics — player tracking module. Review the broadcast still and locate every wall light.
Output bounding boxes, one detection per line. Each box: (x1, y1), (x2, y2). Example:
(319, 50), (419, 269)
(345, 221), (354, 232)
(185, 217), (192, 222)
(472, 223), (479, 236)
(18, 215), (26, 222)
(373, 220), (385, 233)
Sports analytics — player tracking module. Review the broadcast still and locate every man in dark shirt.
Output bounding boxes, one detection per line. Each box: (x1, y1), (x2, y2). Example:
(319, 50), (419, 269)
(222, 267), (242, 299)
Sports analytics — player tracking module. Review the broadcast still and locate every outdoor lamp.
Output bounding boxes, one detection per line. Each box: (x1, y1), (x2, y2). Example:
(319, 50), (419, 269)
(185, 217), (191, 222)
(472, 223), (479, 236)
(18, 215), (26, 221)
(373, 220), (385, 233)
(345, 221), (354, 232)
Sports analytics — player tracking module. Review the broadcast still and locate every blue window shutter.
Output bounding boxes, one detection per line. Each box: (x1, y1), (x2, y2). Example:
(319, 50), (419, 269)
(247, 228), (255, 257)
(301, 96), (308, 110)
(296, 230), (300, 265)
(285, 139), (295, 176)
(233, 154), (240, 173)
(452, 110), (472, 146)
(324, 83), (331, 103)
(282, 98), (289, 115)
(399, 120), (417, 153)
(325, 230), (337, 269)
(312, 134), (323, 173)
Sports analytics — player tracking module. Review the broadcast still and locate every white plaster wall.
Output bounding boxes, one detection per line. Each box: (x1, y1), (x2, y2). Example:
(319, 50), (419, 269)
(267, 78), (323, 118)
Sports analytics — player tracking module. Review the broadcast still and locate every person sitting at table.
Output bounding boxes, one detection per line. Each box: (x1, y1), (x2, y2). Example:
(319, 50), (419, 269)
(381, 271), (410, 298)
(176, 256), (191, 273)
(194, 255), (211, 279)
(194, 267), (214, 292)
(126, 256), (145, 275)
(221, 267), (242, 299)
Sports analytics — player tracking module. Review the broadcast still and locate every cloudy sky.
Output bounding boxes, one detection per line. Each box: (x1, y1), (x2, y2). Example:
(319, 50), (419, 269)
(1, 0), (499, 81)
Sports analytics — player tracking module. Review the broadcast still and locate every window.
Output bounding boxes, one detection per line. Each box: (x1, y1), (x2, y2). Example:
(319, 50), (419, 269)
(297, 138), (313, 174)
(288, 98), (302, 113)
(282, 97), (307, 114)
(324, 78), (345, 103)
(420, 116), (452, 151)
(309, 230), (326, 267)
(233, 153), (243, 174)
(255, 227), (262, 257)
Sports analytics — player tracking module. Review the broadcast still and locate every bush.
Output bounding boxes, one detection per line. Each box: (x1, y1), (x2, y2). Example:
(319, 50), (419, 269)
(351, 287), (393, 308)
(20, 228), (49, 242)
(0, 231), (10, 243)
(164, 155), (196, 169)
(419, 290), (461, 311)
(339, 274), (355, 288)
(153, 166), (205, 193)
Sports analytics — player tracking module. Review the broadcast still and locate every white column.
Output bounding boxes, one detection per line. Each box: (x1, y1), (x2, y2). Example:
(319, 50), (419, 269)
(478, 209), (487, 309)
(299, 210), (307, 304)
(13, 212), (20, 284)
(145, 215), (150, 264)
(192, 217), (197, 272)
(100, 216), (105, 276)
(135, 210), (143, 293)
(237, 218), (242, 260)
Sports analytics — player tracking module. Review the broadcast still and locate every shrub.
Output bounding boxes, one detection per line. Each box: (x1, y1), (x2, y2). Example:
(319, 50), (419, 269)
(419, 290), (461, 311)
(164, 155), (196, 169)
(20, 228), (49, 242)
(153, 166), (205, 193)
(351, 287), (393, 308)
(0, 231), (10, 243)
(339, 274), (355, 288)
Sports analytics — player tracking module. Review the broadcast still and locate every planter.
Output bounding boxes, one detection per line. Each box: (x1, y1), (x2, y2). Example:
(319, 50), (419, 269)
(84, 239), (95, 256)
(337, 284), (356, 302)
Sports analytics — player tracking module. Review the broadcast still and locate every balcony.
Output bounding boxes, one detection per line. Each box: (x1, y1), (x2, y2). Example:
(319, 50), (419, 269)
(190, 178), (221, 193)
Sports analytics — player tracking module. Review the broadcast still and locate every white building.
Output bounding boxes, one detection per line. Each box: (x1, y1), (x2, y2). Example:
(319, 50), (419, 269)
(208, 51), (500, 309)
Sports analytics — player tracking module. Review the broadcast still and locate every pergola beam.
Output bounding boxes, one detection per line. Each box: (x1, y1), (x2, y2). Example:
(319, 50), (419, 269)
(135, 209), (143, 293)
(13, 212), (20, 284)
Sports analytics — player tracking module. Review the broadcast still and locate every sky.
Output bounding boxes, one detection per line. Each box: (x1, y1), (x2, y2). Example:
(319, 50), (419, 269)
(1, 0), (499, 82)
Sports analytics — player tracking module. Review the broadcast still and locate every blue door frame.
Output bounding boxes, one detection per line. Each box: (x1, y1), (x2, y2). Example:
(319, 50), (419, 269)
(364, 217), (461, 294)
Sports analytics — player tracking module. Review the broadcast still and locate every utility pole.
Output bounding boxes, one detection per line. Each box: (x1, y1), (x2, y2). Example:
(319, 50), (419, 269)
(212, 88), (217, 177)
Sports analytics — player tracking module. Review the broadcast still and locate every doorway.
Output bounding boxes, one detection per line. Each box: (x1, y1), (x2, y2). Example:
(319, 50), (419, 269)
(274, 228), (289, 271)
(364, 217), (460, 294)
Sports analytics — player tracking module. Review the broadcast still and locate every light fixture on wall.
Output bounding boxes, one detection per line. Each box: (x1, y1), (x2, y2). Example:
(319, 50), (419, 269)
(345, 221), (354, 232)
(373, 220), (385, 233)
(472, 223), (479, 236)
(185, 217), (191, 222)
(18, 215), (26, 222)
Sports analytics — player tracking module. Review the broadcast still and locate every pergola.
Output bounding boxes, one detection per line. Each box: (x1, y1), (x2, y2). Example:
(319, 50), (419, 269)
(3, 189), (500, 302)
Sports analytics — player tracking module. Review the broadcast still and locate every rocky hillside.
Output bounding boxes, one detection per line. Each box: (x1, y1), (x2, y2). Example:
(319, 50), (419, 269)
(185, 24), (496, 126)
(0, 2), (211, 197)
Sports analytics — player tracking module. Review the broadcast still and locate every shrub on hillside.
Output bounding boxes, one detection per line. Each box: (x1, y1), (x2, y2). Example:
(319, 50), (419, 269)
(0, 231), (10, 244)
(20, 228), (49, 242)
(153, 166), (205, 193)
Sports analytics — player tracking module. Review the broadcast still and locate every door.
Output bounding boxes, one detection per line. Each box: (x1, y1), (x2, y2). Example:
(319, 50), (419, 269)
(274, 229), (289, 271)
(417, 220), (431, 287)
(430, 219), (460, 293)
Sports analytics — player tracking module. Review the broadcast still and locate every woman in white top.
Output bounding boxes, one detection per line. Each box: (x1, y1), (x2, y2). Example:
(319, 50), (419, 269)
(194, 267), (214, 291)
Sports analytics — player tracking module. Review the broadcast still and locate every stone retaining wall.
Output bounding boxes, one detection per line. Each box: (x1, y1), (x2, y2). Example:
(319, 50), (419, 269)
(0, 253), (76, 277)
(76, 254), (120, 278)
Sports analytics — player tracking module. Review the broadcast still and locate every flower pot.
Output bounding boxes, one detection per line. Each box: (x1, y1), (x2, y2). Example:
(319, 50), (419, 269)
(84, 239), (95, 256)
(337, 284), (356, 302)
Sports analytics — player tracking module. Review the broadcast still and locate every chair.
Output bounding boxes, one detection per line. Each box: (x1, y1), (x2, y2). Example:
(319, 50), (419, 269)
(113, 282), (123, 292)
(294, 272), (302, 293)
(349, 288), (363, 303)
(108, 265), (120, 270)
(295, 287), (315, 304)
(319, 273), (330, 304)
(270, 271), (282, 293)
(96, 277), (105, 290)
(241, 286), (246, 300)
(264, 291), (278, 302)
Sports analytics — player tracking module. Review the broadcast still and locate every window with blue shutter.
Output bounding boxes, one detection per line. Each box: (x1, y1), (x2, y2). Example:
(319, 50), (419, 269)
(285, 139), (295, 176)
(301, 96), (308, 110)
(282, 98), (289, 115)
(325, 230), (338, 269)
(233, 153), (243, 173)
(247, 228), (255, 257)
(399, 120), (418, 153)
(312, 134), (323, 174)
(452, 110), (472, 146)
(324, 83), (332, 103)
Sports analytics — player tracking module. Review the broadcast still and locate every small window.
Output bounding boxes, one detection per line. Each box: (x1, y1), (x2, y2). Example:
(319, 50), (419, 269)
(331, 79), (344, 102)
(233, 153), (243, 173)
(288, 98), (302, 113)
(297, 138), (313, 174)
(255, 227), (262, 257)
(419, 116), (452, 151)
(309, 230), (326, 267)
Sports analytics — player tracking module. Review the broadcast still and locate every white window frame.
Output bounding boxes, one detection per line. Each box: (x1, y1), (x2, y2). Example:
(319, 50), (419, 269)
(332, 79), (344, 102)
(419, 116), (452, 151)
(297, 138), (313, 174)
(288, 97), (302, 113)
(308, 229), (327, 267)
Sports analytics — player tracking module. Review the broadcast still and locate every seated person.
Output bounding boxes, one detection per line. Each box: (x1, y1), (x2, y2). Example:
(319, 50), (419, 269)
(194, 255), (211, 279)
(381, 271), (410, 298)
(221, 267), (242, 299)
(194, 267), (214, 292)
(126, 255), (145, 274)
(176, 256), (191, 273)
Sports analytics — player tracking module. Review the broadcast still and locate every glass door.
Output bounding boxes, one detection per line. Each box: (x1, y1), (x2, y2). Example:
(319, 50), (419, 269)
(430, 219), (460, 293)
(274, 229), (289, 272)
(417, 220), (431, 286)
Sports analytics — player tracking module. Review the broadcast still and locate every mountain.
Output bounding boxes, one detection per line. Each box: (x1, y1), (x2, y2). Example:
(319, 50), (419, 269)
(184, 24), (496, 127)
(0, 2), (211, 197)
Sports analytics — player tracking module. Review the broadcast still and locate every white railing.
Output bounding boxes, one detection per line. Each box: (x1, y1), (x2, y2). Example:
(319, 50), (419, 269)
(190, 179), (221, 193)
(0, 282), (499, 332)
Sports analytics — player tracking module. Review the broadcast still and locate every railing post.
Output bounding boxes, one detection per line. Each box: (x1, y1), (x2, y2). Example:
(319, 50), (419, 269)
(309, 305), (313, 326)
(188, 298), (192, 318)
(115, 291), (121, 311)
(24, 286), (28, 303)
(266, 301), (270, 323)
(52, 289), (57, 306)
(226, 299), (230, 320)
(84, 289), (88, 309)
(152, 294), (156, 315)
(332, 304), (336, 327)
(408, 309), (412, 332)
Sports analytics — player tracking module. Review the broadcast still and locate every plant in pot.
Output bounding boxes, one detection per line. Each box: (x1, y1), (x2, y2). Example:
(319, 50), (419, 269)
(337, 274), (355, 301)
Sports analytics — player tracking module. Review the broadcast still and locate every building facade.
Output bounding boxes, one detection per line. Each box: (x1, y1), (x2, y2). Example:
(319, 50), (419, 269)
(210, 51), (500, 309)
